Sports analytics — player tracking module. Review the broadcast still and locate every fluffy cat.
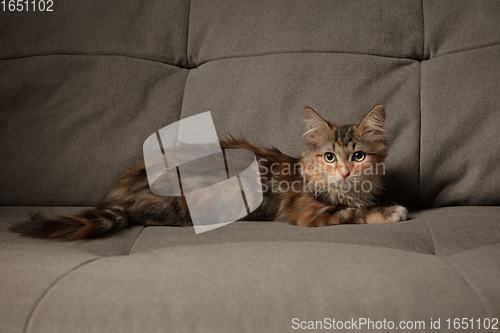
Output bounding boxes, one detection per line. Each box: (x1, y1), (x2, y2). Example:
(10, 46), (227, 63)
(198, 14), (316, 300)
(10, 105), (408, 240)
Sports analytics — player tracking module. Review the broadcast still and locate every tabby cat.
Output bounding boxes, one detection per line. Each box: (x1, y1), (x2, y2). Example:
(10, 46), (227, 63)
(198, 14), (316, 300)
(11, 105), (408, 240)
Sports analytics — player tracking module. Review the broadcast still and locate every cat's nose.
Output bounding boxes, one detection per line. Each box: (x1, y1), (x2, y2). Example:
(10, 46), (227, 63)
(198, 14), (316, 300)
(339, 170), (351, 179)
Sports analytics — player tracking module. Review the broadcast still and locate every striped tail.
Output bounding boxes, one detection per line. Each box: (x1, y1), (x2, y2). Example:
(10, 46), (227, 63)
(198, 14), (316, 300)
(10, 206), (128, 240)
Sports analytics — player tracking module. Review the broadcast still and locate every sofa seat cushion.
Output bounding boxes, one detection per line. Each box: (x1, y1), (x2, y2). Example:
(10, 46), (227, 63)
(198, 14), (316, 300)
(2, 242), (498, 333)
(1, 206), (499, 332)
(2, 206), (499, 257)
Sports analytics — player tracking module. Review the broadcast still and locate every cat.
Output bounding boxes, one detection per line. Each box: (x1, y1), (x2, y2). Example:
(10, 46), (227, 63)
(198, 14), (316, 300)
(10, 105), (408, 240)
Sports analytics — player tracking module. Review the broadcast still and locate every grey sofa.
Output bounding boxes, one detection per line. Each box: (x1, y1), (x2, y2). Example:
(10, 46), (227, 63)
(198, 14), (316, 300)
(1, 1), (500, 332)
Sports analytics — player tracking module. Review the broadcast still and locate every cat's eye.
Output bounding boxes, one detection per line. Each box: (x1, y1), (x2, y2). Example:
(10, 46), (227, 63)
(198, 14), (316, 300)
(352, 151), (366, 162)
(324, 152), (336, 163)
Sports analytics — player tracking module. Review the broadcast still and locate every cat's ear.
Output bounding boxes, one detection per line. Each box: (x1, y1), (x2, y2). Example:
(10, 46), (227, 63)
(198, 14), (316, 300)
(304, 107), (330, 144)
(357, 105), (386, 141)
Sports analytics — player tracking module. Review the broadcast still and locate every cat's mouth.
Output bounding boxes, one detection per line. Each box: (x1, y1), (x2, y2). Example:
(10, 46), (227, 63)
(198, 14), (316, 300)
(327, 176), (374, 194)
(329, 175), (360, 184)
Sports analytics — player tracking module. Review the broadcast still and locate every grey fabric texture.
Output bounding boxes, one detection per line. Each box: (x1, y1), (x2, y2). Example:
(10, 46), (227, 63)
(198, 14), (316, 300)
(0, 0), (189, 66)
(421, 46), (500, 207)
(188, 0), (424, 65)
(181, 55), (421, 208)
(0, 57), (187, 206)
(0, 245), (98, 333)
(21, 244), (491, 333)
(1, 1), (499, 207)
(1, 0), (500, 332)
(1, 207), (499, 332)
(423, 0), (500, 58)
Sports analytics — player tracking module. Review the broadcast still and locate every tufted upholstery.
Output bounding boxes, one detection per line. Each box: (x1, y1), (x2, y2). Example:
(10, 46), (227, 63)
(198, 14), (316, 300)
(1, 1), (499, 332)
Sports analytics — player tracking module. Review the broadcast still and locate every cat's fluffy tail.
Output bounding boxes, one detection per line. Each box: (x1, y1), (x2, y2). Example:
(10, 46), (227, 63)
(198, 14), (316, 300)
(10, 207), (128, 240)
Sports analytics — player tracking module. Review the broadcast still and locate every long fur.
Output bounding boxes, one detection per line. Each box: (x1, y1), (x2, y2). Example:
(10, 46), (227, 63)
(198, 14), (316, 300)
(10, 106), (408, 240)
(10, 207), (128, 240)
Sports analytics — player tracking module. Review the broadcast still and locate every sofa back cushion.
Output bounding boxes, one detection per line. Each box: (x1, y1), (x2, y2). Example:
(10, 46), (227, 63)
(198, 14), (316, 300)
(1, 0), (499, 208)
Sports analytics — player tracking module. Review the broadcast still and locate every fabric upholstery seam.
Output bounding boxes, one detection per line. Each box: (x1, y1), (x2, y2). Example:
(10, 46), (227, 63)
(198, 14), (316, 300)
(23, 257), (101, 333)
(419, 214), (436, 255)
(0, 53), (190, 69)
(439, 257), (493, 325)
(128, 227), (146, 255)
(195, 50), (420, 67)
(185, 0), (192, 68)
(419, 0), (425, 210)
(176, 64), (191, 124)
(449, 243), (500, 260)
(421, 0), (426, 60)
(0, 50), (419, 68)
(130, 238), (435, 256)
(178, 0), (192, 121)
(2, 42), (500, 69)
(430, 42), (500, 60)
(418, 61), (423, 209)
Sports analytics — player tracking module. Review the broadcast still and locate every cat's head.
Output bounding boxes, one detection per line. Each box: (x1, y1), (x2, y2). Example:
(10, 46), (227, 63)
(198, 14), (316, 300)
(300, 105), (387, 207)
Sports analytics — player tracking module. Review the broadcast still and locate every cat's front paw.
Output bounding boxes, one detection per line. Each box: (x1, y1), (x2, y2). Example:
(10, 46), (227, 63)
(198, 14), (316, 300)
(391, 205), (408, 222)
(365, 205), (408, 224)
